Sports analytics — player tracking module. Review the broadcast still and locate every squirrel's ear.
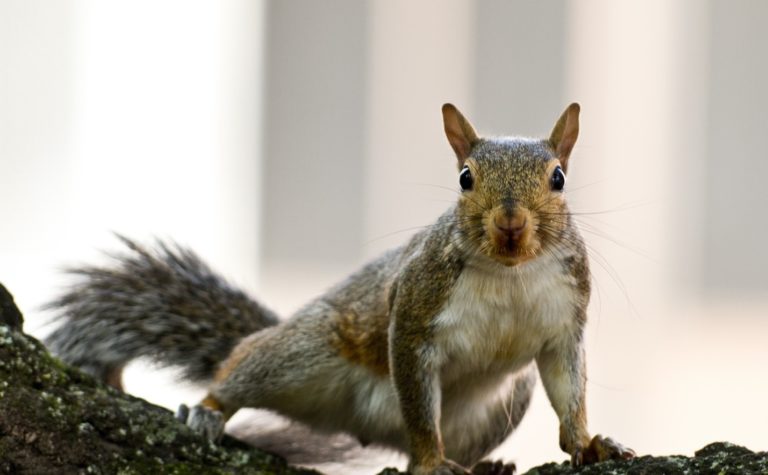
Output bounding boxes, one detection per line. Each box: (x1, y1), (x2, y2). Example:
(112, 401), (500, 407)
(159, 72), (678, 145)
(442, 103), (479, 167)
(549, 103), (580, 173)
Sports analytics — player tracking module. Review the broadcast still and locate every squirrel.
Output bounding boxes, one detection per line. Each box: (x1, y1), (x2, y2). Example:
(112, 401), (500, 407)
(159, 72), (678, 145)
(46, 103), (636, 474)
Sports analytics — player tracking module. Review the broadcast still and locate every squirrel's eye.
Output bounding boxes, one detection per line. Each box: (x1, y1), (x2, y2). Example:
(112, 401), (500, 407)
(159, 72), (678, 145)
(550, 166), (566, 191)
(459, 166), (473, 191)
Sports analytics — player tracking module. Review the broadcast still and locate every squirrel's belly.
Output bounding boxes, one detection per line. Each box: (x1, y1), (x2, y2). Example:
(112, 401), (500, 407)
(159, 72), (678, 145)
(433, 256), (578, 386)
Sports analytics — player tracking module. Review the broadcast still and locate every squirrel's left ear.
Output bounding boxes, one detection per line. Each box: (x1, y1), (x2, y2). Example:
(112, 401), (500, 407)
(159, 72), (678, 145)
(442, 103), (479, 168)
(549, 103), (580, 173)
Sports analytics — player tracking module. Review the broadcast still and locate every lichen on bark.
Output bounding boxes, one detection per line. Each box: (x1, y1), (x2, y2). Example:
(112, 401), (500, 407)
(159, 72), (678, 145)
(521, 442), (768, 475)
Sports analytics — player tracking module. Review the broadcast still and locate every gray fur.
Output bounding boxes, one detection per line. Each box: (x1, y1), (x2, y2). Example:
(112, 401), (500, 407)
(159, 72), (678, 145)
(45, 235), (279, 383)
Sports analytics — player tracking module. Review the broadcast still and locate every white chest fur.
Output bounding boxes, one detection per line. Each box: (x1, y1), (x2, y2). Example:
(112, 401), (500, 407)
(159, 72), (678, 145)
(433, 251), (579, 387)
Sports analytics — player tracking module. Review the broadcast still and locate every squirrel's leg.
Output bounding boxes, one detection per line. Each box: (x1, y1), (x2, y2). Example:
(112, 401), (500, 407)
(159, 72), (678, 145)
(536, 334), (635, 466)
(176, 394), (231, 442)
(390, 324), (470, 474)
(442, 365), (536, 469)
(174, 331), (262, 441)
(181, 325), (344, 440)
(175, 330), (265, 441)
(104, 365), (125, 391)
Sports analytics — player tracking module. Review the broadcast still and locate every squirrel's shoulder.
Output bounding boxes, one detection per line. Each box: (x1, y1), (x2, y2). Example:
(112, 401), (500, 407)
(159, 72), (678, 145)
(308, 207), (464, 316)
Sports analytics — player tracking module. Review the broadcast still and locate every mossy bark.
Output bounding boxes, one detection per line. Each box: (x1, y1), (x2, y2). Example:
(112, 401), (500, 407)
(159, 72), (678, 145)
(520, 442), (768, 475)
(0, 284), (316, 475)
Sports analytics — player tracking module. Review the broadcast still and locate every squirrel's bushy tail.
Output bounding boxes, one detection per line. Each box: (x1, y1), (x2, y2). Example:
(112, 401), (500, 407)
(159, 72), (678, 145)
(45, 235), (279, 387)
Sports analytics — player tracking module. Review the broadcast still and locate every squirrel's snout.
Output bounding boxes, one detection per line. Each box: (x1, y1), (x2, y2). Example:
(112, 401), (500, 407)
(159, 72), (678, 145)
(484, 207), (539, 264)
(493, 216), (527, 241)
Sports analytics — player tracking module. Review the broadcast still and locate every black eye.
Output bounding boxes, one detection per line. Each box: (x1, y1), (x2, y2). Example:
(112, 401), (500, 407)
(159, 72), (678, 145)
(459, 166), (473, 191)
(551, 166), (566, 191)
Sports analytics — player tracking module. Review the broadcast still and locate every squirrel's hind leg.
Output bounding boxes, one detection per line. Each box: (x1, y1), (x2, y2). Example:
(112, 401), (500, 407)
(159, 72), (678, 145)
(176, 394), (230, 442)
(194, 324), (345, 430)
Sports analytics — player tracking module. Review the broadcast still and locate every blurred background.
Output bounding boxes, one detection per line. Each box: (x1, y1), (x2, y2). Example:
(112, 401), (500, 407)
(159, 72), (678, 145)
(2, 0), (767, 473)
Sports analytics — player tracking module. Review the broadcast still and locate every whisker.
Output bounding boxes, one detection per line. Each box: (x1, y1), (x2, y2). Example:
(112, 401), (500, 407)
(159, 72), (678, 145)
(538, 212), (656, 263)
(413, 183), (489, 211)
(364, 211), (482, 246)
(536, 221), (637, 319)
(364, 225), (435, 245)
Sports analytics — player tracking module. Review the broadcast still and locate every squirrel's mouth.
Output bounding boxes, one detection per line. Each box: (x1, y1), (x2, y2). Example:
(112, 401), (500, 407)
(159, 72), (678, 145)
(486, 242), (540, 266)
(481, 229), (542, 266)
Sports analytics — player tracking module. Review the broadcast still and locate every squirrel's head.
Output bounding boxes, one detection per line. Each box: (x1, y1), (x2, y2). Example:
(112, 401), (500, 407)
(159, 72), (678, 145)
(442, 103), (580, 266)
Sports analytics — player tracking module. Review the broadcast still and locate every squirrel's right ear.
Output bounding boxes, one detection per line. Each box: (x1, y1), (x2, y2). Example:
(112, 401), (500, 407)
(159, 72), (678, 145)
(442, 103), (479, 167)
(549, 103), (580, 173)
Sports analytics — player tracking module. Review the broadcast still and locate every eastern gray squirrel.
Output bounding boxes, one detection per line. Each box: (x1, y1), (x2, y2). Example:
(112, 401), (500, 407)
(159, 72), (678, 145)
(46, 103), (635, 474)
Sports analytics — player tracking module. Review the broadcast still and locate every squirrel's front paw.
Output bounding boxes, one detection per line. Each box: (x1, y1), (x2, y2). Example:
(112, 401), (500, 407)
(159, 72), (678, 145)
(176, 403), (225, 442)
(411, 459), (471, 475)
(571, 434), (635, 466)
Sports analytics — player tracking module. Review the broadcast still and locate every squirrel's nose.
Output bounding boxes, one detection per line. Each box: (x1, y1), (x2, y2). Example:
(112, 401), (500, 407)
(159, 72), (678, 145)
(494, 216), (526, 240)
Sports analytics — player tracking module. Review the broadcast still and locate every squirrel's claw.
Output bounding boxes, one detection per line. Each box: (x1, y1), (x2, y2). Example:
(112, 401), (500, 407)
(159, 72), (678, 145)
(176, 403), (225, 442)
(175, 403), (190, 423)
(571, 434), (636, 466)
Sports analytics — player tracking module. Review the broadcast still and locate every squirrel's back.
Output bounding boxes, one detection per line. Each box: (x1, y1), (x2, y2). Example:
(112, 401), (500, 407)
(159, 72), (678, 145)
(45, 235), (279, 388)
